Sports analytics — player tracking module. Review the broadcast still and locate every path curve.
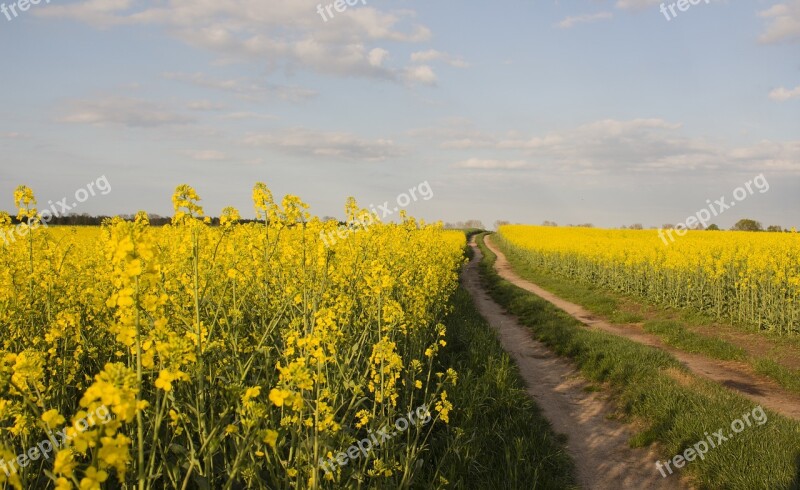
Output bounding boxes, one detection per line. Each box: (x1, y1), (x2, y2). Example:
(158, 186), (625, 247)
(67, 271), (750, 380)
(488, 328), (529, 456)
(463, 239), (688, 490)
(484, 234), (800, 421)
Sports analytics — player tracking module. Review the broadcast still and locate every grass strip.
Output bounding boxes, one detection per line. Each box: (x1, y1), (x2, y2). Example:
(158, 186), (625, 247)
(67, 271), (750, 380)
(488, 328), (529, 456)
(642, 320), (747, 361)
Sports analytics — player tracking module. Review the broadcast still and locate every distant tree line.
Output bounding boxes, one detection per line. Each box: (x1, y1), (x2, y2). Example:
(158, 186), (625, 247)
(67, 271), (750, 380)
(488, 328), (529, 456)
(729, 219), (792, 232)
(658, 219), (793, 233)
(443, 220), (485, 230)
(541, 221), (594, 228)
(485, 218), (795, 233)
(2, 213), (270, 227)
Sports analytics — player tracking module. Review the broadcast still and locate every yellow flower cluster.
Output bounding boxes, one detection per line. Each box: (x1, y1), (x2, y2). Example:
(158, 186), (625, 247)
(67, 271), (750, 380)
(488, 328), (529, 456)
(0, 183), (465, 489)
(498, 225), (800, 334)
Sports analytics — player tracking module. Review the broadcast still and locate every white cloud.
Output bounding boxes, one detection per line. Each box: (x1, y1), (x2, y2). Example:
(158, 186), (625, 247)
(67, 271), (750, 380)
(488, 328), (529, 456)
(404, 65), (437, 85)
(441, 139), (492, 149)
(220, 112), (276, 120)
(433, 118), (800, 175)
(186, 100), (226, 111)
(408, 118), (496, 148)
(614, 0), (661, 11)
(613, 0), (723, 14)
(759, 0), (800, 44)
(164, 72), (317, 101)
(58, 96), (193, 128)
(556, 12), (613, 29)
(410, 50), (469, 68)
(243, 128), (404, 162)
(185, 150), (227, 161)
(39, 0), (437, 83)
(497, 119), (713, 172)
(769, 85), (800, 101)
(453, 158), (527, 169)
(727, 140), (800, 172)
(368, 48), (390, 68)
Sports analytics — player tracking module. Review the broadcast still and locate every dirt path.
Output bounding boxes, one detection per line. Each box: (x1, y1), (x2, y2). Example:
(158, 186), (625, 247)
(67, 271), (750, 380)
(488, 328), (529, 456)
(483, 235), (800, 421)
(463, 240), (688, 490)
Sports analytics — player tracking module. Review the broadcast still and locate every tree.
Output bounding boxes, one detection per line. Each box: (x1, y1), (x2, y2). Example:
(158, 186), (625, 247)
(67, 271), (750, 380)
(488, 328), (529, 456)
(707, 224), (720, 231)
(463, 220), (484, 230)
(766, 225), (783, 232)
(629, 223), (643, 230)
(494, 220), (510, 230)
(732, 219), (763, 232)
(542, 220), (558, 227)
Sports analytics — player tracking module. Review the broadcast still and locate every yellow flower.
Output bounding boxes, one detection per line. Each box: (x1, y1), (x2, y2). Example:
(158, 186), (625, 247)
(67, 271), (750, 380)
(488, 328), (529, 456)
(98, 434), (131, 478)
(53, 449), (77, 478)
(354, 409), (371, 429)
(220, 207), (241, 227)
(171, 184), (205, 224)
(242, 386), (261, 403)
(42, 409), (66, 430)
(263, 430), (278, 449)
(54, 477), (72, 490)
(435, 391), (453, 424)
(0, 184), (470, 487)
(269, 388), (291, 407)
(79, 467), (108, 490)
(13, 185), (38, 221)
(0, 447), (22, 489)
(154, 369), (189, 392)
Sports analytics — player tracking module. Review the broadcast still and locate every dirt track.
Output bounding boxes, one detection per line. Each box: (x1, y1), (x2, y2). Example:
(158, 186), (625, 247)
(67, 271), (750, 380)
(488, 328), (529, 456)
(483, 235), (800, 422)
(463, 239), (688, 490)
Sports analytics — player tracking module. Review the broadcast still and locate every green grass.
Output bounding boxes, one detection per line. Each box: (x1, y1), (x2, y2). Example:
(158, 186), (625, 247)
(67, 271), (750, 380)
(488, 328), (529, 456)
(643, 320), (747, 361)
(476, 233), (800, 490)
(418, 256), (577, 489)
(753, 359), (800, 394)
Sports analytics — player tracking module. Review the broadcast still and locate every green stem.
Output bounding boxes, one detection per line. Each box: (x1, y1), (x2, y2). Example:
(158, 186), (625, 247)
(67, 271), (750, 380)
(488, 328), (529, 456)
(136, 274), (146, 490)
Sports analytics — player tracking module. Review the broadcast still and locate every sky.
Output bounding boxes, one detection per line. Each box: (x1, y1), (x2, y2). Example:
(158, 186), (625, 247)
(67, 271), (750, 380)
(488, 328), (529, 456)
(0, 0), (798, 229)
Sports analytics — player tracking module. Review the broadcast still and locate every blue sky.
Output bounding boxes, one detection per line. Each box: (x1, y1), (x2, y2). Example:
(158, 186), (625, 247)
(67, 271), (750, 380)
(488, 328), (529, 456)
(1, 0), (798, 229)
